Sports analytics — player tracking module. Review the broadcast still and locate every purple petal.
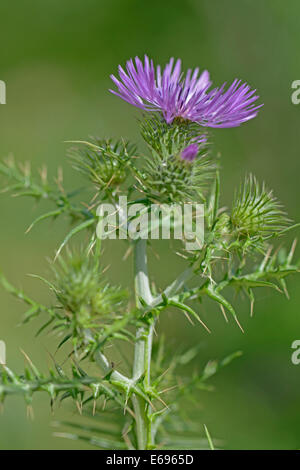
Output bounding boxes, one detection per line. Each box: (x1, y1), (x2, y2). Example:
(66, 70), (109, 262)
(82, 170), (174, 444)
(181, 143), (199, 161)
(109, 56), (262, 128)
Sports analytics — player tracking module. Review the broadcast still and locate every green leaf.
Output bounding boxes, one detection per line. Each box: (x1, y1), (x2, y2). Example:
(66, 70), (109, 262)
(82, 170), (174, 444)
(220, 350), (243, 367)
(202, 360), (218, 381)
(229, 276), (281, 292)
(35, 317), (55, 337)
(56, 334), (72, 350)
(201, 351), (243, 382)
(26, 208), (64, 233)
(205, 285), (237, 319)
(204, 424), (215, 450)
(55, 218), (95, 259)
(168, 299), (211, 333)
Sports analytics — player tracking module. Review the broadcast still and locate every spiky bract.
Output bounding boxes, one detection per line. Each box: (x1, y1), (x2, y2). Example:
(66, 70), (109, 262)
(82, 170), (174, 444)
(52, 250), (128, 327)
(139, 115), (215, 203)
(69, 138), (136, 193)
(230, 174), (289, 238)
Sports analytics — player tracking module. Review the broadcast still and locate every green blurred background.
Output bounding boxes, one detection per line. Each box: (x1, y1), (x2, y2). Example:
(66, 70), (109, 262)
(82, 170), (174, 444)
(0, 0), (300, 449)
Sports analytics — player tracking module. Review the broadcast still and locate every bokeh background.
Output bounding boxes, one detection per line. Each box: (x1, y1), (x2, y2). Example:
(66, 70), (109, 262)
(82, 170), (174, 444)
(0, 0), (300, 449)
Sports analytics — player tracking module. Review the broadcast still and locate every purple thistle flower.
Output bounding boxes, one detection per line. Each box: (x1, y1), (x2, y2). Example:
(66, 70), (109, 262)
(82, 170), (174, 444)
(181, 143), (199, 162)
(110, 56), (262, 128)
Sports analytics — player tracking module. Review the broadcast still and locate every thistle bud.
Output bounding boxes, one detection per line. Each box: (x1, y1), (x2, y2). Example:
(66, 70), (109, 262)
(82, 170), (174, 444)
(52, 251), (128, 329)
(230, 174), (289, 239)
(68, 138), (136, 193)
(181, 143), (198, 162)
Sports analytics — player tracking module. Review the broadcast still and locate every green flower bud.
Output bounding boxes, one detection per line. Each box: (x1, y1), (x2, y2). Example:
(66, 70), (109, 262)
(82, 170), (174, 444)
(69, 138), (136, 193)
(230, 174), (289, 239)
(52, 251), (128, 328)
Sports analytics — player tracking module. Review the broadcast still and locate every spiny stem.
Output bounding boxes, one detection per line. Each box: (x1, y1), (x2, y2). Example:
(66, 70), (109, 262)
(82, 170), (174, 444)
(94, 350), (132, 388)
(132, 238), (154, 449)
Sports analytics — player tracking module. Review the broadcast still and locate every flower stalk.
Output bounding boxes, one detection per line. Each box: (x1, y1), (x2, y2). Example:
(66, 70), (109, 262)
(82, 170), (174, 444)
(132, 238), (154, 449)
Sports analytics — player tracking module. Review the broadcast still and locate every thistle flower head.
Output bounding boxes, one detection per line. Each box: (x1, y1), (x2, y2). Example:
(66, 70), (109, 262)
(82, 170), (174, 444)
(110, 55), (262, 128)
(230, 174), (290, 238)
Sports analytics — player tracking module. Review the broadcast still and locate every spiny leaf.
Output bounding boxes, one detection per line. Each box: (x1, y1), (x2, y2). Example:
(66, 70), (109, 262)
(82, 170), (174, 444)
(35, 317), (55, 337)
(228, 276), (281, 292)
(55, 218), (95, 259)
(26, 208), (65, 233)
(168, 299), (211, 333)
(56, 334), (72, 350)
(205, 285), (240, 324)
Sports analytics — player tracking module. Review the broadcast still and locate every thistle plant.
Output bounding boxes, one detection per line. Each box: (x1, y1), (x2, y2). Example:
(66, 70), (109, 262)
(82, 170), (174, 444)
(0, 56), (299, 450)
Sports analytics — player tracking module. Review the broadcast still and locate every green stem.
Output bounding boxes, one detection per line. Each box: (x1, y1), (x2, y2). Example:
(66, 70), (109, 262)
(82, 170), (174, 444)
(132, 238), (154, 450)
(94, 350), (132, 388)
